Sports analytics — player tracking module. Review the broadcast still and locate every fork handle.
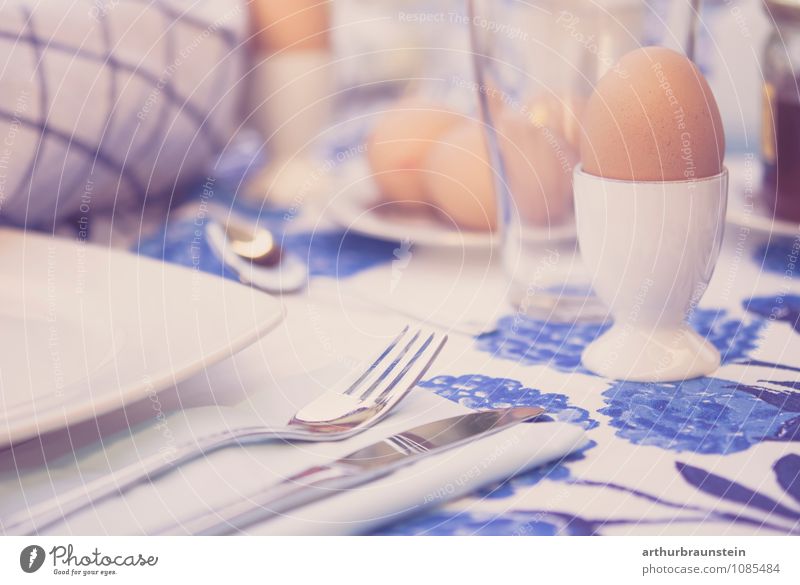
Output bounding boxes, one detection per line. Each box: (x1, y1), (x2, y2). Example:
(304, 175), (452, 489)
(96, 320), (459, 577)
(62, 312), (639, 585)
(4, 425), (322, 535)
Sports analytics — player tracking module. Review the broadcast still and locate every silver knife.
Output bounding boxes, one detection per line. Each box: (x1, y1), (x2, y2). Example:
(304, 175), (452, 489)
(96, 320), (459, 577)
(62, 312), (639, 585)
(161, 406), (545, 535)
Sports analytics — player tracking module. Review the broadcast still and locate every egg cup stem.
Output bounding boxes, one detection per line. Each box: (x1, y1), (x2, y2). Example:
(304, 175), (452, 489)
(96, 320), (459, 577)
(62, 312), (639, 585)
(573, 166), (728, 382)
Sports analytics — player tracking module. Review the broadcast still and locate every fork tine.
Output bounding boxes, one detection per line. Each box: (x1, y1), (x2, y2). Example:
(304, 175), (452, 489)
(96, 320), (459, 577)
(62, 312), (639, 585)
(354, 328), (422, 400)
(342, 325), (409, 396)
(374, 332), (434, 399)
(374, 332), (447, 404)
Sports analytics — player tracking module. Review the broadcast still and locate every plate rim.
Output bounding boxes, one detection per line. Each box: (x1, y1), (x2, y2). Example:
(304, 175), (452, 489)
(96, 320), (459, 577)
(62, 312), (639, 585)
(326, 189), (498, 249)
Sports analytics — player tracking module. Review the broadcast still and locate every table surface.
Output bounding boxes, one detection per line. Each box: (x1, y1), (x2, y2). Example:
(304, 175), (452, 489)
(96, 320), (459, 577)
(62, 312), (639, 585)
(122, 147), (800, 536)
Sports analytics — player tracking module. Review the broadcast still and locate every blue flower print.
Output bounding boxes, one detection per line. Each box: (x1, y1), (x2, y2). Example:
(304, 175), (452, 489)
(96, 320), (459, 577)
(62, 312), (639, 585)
(600, 377), (799, 454)
(136, 219), (235, 279)
(476, 308), (765, 374)
(374, 509), (595, 536)
(774, 454), (800, 506)
(753, 236), (800, 279)
(137, 219), (398, 280)
(475, 317), (607, 373)
(419, 374), (597, 497)
(481, 443), (595, 499)
(732, 379), (800, 442)
(281, 229), (399, 278)
(675, 456), (800, 534)
(419, 374), (597, 431)
(744, 294), (800, 334)
(692, 308), (764, 362)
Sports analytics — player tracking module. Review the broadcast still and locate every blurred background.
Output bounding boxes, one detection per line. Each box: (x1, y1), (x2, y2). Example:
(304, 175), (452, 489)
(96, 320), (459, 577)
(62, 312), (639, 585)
(327, 0), (771, 157)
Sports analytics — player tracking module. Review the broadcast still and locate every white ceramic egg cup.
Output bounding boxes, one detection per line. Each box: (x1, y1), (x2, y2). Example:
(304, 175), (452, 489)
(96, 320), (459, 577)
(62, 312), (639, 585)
(573, 166), (728, 382)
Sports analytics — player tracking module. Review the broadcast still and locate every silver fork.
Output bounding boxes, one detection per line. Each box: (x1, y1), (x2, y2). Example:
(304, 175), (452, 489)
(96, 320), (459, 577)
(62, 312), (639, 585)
(5, 326), (447, 535)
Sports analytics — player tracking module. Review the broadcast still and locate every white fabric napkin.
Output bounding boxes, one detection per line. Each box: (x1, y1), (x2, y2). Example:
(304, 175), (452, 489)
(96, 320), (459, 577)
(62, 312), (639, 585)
(245, 420), (587, 536)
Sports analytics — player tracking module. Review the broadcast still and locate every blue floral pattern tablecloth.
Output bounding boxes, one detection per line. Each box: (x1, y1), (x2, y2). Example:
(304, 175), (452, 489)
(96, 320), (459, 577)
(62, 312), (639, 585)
(128, 151), (800, 536)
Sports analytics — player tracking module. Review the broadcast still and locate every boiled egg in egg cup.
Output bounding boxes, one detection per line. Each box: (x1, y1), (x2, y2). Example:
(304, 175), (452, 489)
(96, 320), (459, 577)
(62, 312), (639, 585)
(573, 47), (728, 383)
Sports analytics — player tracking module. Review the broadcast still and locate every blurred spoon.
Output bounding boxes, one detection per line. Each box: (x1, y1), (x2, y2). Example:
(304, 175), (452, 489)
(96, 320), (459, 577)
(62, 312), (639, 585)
(206, 214), (307, 294)
(224, 221), (283, 268)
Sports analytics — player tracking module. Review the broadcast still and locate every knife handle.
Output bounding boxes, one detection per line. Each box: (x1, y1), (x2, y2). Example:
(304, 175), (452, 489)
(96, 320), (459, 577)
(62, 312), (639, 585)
(158, 463), (387, 535)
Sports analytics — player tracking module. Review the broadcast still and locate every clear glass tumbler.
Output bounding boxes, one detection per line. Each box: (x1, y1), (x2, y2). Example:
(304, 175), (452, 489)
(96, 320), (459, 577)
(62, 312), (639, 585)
(468, 0), (648, 321)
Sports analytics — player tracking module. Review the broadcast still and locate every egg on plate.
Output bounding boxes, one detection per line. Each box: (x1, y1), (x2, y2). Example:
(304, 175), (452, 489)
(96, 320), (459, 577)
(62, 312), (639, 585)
(366, 98), (463, 206)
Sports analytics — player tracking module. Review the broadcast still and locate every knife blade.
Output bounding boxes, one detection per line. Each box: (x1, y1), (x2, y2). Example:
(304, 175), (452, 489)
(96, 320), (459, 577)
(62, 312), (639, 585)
(162, 406), (545, 535)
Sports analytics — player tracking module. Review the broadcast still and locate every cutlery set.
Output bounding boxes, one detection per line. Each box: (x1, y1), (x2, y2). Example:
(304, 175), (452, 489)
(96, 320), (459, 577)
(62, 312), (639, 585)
(5, 326), (550, 536)
(160, 406), (545, 535)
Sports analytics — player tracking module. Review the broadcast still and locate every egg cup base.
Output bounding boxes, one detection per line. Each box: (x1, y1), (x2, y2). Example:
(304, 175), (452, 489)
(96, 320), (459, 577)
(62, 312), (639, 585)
(581, 323), (720, 382)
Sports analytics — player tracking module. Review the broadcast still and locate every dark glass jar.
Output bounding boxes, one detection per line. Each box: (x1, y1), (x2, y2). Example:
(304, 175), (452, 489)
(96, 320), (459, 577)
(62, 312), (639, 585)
(761, 0), (800, 222)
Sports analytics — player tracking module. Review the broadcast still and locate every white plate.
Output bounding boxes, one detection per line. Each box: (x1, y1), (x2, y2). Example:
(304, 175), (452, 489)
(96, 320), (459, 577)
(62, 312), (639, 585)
(326, 159), (497, 249)
(327, 185), (498, 249)
(726, 156), (800, 238)
(0, 229), (284, 448)
(326, 156), (581, 249)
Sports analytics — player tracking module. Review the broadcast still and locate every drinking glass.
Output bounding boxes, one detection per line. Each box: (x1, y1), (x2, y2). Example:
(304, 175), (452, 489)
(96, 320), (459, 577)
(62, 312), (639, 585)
(468, 0), (651, 321)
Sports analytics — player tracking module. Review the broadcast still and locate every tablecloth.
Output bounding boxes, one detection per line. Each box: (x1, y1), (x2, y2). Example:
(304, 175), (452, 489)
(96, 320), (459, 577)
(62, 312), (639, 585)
(115, 145), (800, 536)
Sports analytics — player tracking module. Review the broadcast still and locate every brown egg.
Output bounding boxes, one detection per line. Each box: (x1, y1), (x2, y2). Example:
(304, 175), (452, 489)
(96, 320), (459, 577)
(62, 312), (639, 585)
(422, 114), (578, 231)
(497, 110), (577, 227)
(580, 46), (725, 181)
(422, 121), (497, 231)
(367, 98), (463, 207)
